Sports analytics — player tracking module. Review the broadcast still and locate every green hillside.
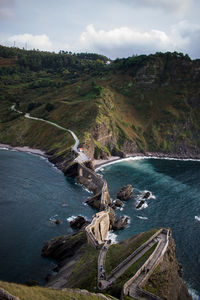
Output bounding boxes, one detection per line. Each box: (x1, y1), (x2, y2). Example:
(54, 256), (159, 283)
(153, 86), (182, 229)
(0, 45), (200, 163)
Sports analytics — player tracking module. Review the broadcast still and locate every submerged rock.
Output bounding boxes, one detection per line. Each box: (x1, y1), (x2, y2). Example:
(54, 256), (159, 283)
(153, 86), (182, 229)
(69, 216), (89, 229)
(117, 184), (133, 200)
(55, 219), (61, 225)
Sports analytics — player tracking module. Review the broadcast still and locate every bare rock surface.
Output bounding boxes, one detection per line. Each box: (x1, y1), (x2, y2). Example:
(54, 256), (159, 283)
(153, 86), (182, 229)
(69, 216), (89, 229)
(117, 184), (133, 200)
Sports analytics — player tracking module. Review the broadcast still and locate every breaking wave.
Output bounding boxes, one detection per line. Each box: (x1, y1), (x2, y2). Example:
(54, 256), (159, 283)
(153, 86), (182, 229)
(137, 216), (148, 220)
(195, 216), (200, 222)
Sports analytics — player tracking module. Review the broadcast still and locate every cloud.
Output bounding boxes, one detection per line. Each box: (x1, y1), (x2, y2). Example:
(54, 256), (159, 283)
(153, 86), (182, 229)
(119, 0), (194, 14)
(80, 23), (200, 58)
(8, 33), (53, 51)
(0, 0), (15, 19)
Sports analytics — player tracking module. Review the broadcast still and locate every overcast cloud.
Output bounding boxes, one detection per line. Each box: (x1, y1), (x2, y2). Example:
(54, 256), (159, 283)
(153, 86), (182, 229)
(0, 0), (199, 59)
(119, 0), (194, 13)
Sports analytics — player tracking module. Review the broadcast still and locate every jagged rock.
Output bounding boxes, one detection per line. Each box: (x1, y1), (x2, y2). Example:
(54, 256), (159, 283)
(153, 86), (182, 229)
(69, 216), (89, 229)
(114, 199), (124, 207)
(55, 219), (61, 225)
(111, 147), (126, 158)
(84, 160), (95, 171)
(136, 200), (145, 209)
(143, 191), (150, 199)
(117, 184), (133, 200)
(76, 175), (98, 193)
(112, 216), (129, 230)
(41, 229), (87, 261)
(86, 193), (101, 210)
(108, 207), (116, 228)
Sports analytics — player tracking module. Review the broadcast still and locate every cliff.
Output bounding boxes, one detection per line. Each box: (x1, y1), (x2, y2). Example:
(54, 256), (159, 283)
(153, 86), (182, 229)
(0, 48), (200, 165)
(143, 236), (192, 300)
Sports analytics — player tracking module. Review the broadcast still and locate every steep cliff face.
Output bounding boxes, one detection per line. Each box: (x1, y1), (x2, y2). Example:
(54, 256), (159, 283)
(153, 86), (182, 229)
(144, 236), (192, 300)
(82, 54), (200, 160)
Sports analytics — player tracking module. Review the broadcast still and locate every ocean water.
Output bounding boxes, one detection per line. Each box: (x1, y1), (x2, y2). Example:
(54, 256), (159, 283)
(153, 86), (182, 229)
(98, 158), (200, 298)
(0, 149), (95, 284)
(0, 149), (200, 299)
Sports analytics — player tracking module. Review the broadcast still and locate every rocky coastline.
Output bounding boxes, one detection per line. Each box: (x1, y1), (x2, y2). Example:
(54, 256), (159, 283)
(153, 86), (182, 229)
(0, 142), (197, 299)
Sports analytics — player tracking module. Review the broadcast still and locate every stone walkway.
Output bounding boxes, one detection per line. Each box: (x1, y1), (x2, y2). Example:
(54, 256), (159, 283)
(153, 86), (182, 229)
(98, 229), (168, 300)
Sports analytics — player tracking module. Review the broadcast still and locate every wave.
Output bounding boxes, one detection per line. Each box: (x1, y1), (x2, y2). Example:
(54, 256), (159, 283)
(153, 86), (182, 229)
(188, 287), (200, 300)
(195, 216), (200, 222)
(49, 214), (59, 223)
(66, 215), (76, 222)
(95, 155), (200, 171)
(66, 215), (89, 222)
(137, 215), (148, 220)
(106, 230), (118, 244)
(0, 147), (9, 151)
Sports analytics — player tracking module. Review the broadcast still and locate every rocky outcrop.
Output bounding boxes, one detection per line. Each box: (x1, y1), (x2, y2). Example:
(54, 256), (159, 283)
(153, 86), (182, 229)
(114, 199), (124, 207)
(76, 175), (98, 193)
(41, 230), (87, 261)
(143, 236), (192, 300)
(117, 185), (133, 200)
(143, 191), (150, 199)
(0, 288), (20, 300)
(112, 216), (129, 230)
(69, 216), (89, 229)
(136, 200), (145, 209)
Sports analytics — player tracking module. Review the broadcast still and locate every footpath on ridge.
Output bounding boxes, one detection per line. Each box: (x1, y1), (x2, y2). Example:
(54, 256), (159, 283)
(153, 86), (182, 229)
(98, 229), (169, 300)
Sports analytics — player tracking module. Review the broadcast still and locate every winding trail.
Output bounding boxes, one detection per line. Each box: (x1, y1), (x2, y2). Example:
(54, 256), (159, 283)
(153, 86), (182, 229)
(11, 105), (90, 163)
(98, 229), (169, 300)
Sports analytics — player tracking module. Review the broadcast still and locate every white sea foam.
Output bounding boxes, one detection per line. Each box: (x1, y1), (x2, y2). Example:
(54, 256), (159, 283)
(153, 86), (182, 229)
(66, 215), (76, 222)
(66, 215), (89, 222)
(0, 147), (9, 150)
(195, 216), (200, 222)
(95, 155), (200, 171)
(49, 214), (58, 223)
(188, 287), (200, 300)
(106, 230), (118, 244)
(116, 207), (124, 211)
(137, 216), (148, 220)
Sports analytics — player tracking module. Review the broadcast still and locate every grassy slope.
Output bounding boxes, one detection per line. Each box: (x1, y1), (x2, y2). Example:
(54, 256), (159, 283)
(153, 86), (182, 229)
(105, 229), (158, 274)
(1, 50), (200, 159)
(0, 281), (111, 300)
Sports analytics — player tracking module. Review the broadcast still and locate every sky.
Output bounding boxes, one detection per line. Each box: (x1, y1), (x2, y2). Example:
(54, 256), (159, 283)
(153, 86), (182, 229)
(0, 0), (200, 59)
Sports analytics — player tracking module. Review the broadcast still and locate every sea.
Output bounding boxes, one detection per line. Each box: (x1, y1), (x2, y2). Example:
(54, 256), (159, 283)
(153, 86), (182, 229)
(0, 149), (199, 299)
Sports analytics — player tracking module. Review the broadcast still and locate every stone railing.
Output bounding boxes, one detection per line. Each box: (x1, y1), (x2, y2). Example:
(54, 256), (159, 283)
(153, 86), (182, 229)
(108, 229), (163, 281)
(122, 229), (169, 300)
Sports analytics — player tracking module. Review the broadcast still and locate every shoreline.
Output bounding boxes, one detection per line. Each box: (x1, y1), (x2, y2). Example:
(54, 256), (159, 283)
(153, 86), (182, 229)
(94, 152), (200, 170)
(0, 143), (46, 157)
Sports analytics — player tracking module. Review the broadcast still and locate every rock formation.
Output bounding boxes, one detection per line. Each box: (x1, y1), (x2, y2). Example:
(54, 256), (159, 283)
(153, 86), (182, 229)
(69, 216), (89, 229)
(117, 185), (133, 200)
(136, 200), (145, 209)
(112, 216), (129, 230)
